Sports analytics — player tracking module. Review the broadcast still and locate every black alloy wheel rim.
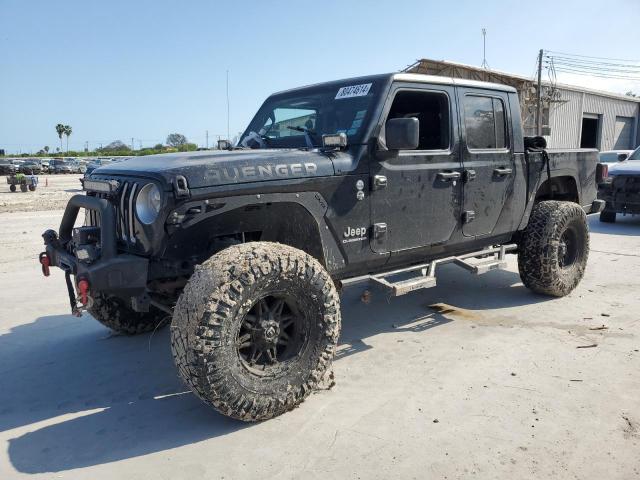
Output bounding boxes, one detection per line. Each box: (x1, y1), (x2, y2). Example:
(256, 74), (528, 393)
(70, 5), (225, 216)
(236, 295), (306, 375)
(558, 226), (579, 268)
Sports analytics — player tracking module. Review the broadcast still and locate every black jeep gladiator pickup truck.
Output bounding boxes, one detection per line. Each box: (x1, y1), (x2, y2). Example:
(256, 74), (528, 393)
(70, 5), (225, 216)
(40, 73), (605, 421)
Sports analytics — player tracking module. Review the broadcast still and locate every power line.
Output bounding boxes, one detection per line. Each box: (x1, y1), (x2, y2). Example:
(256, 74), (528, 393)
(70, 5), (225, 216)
(546, 50), (640, 63)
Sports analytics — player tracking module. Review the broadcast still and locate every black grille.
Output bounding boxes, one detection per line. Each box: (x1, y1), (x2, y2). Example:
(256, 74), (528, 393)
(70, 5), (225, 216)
(613, 175), (640, 194)
(85, 180), (140, 245)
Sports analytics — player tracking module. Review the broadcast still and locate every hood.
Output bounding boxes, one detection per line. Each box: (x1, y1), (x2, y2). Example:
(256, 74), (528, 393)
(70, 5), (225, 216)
(609, 160), (640, 176)
(93, 149), (339, 189)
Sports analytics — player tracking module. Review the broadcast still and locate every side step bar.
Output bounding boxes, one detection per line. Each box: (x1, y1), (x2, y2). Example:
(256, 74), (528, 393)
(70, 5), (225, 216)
(340, 244), (517, 297)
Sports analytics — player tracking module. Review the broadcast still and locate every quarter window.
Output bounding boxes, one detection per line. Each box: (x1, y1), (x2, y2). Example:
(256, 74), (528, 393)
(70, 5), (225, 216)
(464, 95), (507, 149)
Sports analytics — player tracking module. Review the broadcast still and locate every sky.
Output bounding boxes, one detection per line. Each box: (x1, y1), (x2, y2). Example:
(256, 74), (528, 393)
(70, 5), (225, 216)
(1, 0), (639, 154)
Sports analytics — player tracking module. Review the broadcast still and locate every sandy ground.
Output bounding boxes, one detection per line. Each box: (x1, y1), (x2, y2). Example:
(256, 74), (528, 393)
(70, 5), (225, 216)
(0, 174), (84, 213)
(0, 205), (638, 479)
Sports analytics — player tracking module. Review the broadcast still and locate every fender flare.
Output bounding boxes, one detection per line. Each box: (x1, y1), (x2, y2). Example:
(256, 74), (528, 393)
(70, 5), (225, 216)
(166, 192), (346, 273)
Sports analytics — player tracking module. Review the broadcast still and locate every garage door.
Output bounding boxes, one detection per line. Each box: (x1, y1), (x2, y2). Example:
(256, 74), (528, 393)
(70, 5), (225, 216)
(613, 116), (634, 149)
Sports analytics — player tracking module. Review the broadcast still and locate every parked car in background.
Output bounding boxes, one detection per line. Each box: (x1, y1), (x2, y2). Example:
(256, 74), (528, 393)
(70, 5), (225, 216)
(67, 160), (87, 174)
(599, 150), (633, 167)
(84, 158), (117, 176)
(0, 159), (17, 175)
(41, 159), (51, 173)
(598, 146), (640, 222)
(18, 160), (42, 174)
(49, 159), (74, 174)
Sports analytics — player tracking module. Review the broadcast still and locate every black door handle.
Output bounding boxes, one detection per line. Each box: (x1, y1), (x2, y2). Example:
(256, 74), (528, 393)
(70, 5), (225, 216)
(436, 171), (461, 181)
(493, 167), (513, 176)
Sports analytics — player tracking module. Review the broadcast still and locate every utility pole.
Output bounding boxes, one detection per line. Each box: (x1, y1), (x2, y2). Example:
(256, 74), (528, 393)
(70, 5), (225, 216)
(206, 130), (209, 149)
(226, 70), (230, 141)
(536, 49), (543, 137)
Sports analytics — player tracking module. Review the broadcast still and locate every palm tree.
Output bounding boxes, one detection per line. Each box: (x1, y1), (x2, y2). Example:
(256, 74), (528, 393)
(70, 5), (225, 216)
(55, 124), (65, 152)
(44, 146), (49, 153)
(64, 125), (72, 153)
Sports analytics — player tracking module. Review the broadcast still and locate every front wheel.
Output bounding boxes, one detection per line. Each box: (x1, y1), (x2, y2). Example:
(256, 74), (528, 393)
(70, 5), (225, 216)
(171, 242), (341, 421)
(518, 200), (589, 297)
(88, 294), (169, 334)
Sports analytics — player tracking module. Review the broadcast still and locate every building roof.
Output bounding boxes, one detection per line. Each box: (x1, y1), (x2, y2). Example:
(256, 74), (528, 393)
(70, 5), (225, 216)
(406, 58), (640, 103)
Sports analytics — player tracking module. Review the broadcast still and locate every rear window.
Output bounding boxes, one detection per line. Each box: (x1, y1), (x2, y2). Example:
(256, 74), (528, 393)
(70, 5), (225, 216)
(464, 95), (507, 150)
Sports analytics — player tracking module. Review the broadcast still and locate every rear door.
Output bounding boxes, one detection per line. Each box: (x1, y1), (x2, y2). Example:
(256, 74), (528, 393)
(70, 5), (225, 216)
(370, 84), (462, 253)
(457, 88), (515, 237)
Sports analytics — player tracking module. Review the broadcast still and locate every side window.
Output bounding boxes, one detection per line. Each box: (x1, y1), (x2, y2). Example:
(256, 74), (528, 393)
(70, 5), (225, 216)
(388, 90), (450, 150)
(464, 95), (507, 149)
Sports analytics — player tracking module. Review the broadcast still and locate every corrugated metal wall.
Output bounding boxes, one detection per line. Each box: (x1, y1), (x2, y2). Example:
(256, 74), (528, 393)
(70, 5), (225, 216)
(546, 88), (639, 150)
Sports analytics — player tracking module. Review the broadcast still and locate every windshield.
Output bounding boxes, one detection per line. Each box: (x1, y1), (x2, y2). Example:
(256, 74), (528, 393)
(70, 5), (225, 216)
(239, 80), (383, 149)
(628, 147), (640, 160)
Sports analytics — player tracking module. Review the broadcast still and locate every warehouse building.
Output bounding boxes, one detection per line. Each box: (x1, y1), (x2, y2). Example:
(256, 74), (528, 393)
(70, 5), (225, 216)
(405, 59), (640, 151)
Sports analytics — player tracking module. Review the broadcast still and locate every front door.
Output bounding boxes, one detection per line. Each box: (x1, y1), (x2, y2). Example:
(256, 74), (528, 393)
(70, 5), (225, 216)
(370, 85), (462, 253)
(457, 88), (515, 237)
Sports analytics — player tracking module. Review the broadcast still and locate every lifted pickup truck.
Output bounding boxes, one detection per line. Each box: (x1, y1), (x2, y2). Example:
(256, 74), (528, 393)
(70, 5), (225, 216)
(598, 145), (640, 222)
(40, 73), (604, 421)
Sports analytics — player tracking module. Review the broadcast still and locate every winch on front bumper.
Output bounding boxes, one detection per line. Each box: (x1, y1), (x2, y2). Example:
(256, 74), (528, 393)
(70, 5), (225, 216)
(40, 194), (149, 316)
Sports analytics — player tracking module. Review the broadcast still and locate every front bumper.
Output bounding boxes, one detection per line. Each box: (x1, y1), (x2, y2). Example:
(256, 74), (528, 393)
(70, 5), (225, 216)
(42, 195), (149, 299)
(598, 180), (640, 214)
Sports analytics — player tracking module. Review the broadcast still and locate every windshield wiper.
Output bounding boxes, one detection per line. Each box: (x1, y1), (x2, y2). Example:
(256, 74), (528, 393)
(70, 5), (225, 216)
(287, 126), (316, 149)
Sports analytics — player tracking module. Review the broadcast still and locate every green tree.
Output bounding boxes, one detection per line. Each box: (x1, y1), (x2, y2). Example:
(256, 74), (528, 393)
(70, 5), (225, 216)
(44, 146), (49, 153)
(63, 125), (72, 153)
(166, 133), (187, 147)
(154, 143), (164, 149)
(55, 124), (65, 152)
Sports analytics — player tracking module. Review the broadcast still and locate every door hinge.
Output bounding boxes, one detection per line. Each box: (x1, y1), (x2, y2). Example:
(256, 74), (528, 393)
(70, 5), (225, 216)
(463, 169), (476, 183)
(462, 211), (475, 224)
(373, 223), (387, 238)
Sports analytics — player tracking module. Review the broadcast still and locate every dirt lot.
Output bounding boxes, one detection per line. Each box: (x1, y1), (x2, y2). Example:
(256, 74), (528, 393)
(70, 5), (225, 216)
(0, 174), (83, 213)
(0, 200), (638, 479)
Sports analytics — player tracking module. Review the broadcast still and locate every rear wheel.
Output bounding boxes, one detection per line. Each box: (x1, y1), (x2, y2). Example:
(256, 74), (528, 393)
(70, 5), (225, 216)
(171, 242), (341, 421)
(9, 184), (16, 192)
(88, 294), (169, 334)
(20, 184), (27, 192)
(518, 200), (589, 297)
(599, 210), (616, 223)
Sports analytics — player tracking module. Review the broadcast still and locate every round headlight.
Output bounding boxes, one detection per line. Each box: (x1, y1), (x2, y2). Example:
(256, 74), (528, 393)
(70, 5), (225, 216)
(135, 183), (162, 224)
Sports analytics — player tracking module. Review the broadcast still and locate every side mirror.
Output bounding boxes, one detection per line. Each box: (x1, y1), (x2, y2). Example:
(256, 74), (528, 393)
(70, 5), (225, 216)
(217, 139), (232, 150)
(385, 117), (419, 150)
(618, 153), (629, 162)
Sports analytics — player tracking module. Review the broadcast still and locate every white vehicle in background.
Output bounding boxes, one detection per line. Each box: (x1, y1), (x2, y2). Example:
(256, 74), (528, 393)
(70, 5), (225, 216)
(599, 150), (633, 167)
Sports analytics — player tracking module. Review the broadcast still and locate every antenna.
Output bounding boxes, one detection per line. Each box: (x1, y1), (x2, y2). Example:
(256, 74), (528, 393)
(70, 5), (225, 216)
(226, 70), (230, 141)
(481, 28), (490, 70)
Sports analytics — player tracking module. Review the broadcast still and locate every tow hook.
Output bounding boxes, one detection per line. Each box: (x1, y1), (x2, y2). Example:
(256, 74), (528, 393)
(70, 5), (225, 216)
(77, 278), (90, 307)
(39, 252), (51, 277)
(64, 272), (93, 317)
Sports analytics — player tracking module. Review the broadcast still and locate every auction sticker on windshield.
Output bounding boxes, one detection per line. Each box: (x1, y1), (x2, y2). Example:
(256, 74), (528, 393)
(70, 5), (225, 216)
(335, 83), (372, 99)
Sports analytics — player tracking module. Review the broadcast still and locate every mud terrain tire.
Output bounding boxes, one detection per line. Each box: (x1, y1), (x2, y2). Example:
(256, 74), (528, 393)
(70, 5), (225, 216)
(518, 200), (589, 297)
(171, 242), (341, 421)
(599, 210), (616, 223)
(89, 294), (169, 334)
